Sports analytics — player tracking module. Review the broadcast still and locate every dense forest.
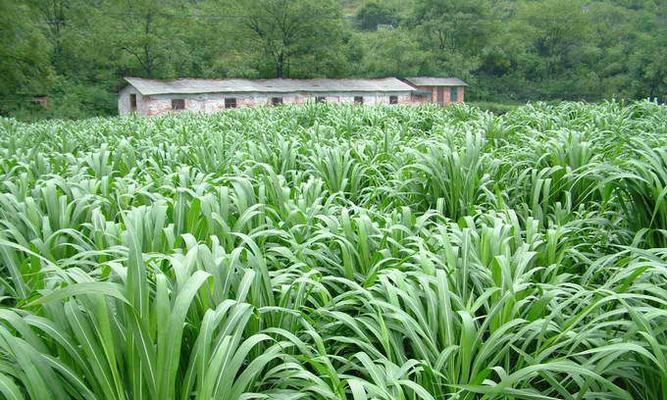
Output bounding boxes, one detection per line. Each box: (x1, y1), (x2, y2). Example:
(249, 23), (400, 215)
(1, 0), (665, 119)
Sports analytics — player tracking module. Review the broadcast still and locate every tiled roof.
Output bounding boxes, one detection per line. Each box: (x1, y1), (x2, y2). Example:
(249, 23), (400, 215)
(124, 77), (417, 95)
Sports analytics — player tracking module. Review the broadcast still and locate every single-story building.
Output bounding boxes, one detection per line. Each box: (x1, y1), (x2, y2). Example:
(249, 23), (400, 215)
(118, 76), (467, 116)
(404, 77), (467, 106)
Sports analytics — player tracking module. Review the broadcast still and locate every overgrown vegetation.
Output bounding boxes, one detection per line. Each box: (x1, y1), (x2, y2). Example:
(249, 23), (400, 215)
(2, 0), (665, 119)
(0, 102), (666, 399)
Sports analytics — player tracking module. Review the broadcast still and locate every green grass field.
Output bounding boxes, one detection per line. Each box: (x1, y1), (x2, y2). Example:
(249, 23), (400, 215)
(0, 101), (666, 399)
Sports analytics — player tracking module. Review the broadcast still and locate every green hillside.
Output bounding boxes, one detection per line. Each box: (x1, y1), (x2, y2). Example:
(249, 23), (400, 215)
(2, 0), (664, 120)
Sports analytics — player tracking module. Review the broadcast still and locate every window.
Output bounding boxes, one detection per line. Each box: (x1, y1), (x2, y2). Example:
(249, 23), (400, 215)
(171, 98), (185, 110)
(354, 96), (364, 105)
(271, 97), (283, 106)
(225, 98), (237, 109)
(316, 96), (326, 103)
(450, 87), (458, 102)
(389, 96), (398, 105)
(130, 94), (137, 112)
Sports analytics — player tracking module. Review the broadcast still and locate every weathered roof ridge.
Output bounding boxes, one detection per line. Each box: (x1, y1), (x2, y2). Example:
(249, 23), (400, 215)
(124, 76), (421, 96)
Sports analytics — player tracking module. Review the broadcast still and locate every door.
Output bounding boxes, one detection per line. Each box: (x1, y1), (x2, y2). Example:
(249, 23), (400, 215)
(437, 87), (444, 105)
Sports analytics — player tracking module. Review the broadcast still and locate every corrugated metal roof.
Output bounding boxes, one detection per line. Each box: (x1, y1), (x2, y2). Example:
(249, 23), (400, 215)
(124, 77), (417, 95)
(405, 77), (468, 87)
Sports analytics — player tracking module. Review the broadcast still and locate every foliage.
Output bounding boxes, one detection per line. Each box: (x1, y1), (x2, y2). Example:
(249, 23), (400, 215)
(0, 0), (53, 109)
(355, 1), (399, 31)
(1, 0), (666, 119)
(0, 101), (666, 399)
(466, 101), (521, 115)
(230, 0), (347, 78)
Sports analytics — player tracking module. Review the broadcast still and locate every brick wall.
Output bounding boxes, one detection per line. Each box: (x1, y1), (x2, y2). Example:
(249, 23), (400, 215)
(408, 85), (466, 106)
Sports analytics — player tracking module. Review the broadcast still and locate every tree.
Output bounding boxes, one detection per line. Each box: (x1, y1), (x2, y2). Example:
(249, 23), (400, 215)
(100, 0), (192, 78)
(407, 0), (497, 79)
(354, 28), (427, 77)
(233, 0), (347, 78)
(28, 0), (69, 73)
(629, 24), (667, 99)
(0, 0), (52, 114)
(623, 1), (667, 99)
(356, 2), (399, 31)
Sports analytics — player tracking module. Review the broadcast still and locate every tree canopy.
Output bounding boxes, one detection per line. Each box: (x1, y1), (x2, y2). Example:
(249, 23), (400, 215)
(1, 0), (665, 119)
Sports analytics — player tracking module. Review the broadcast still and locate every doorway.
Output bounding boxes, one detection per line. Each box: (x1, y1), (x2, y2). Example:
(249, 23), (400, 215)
(437, 87), (444, 105)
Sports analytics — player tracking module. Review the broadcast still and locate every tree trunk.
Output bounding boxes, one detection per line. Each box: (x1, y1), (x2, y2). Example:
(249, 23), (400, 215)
(276, 52), (285, 78)
(144, 13), (154, 77)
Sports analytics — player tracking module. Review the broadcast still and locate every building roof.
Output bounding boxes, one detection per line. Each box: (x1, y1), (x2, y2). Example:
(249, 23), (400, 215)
(124, 77), (417, 95)
(404, 77), (468, 87)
